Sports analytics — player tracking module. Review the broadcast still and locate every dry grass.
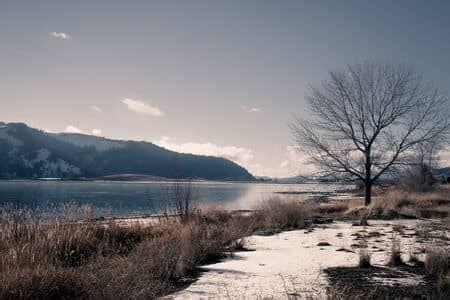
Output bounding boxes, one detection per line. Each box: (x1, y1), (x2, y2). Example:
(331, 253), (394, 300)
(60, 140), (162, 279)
(425, 247), (449, 279)
(343, 185), (450, 220)
(0, 198), (318, 299)
(0, 209), (240, 299)
(371, 185), (450, 218)
(317, 202), (349, 215)
(387, 239), (404, 266)
(358, 247), (372, 268)
(326, 279), (450, 300)
(253, 199), (315, 230)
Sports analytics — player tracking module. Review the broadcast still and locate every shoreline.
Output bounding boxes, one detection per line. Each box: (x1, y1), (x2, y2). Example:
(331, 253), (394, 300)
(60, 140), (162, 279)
(1, 185), (448, 299)
(167, 219), (446, 299)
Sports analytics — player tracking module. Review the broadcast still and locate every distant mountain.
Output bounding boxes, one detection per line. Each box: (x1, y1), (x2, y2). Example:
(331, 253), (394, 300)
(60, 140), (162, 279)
(435, 167), (450, 174)
(256, 175), (310, 183)
(434, 167), (450, 182)
(0, 122), (255, 181)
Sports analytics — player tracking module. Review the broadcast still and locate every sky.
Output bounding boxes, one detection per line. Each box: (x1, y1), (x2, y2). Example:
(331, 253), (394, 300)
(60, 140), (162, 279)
(1, 0), (450, 177)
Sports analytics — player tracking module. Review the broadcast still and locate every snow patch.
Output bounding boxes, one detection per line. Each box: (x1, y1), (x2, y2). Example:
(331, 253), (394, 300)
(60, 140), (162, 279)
(0, 127), (24, 148)
(168, 220), (432, 299)
(21, 149), (81, 177)
(52, 133), (124, 152)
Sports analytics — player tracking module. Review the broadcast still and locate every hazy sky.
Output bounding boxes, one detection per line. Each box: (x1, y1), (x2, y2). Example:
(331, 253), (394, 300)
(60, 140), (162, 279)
(1, 1), (450, 177)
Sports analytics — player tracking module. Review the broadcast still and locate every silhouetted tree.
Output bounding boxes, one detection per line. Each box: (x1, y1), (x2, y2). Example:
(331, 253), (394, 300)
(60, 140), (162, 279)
(292, 63), (449, 205)
(400, 138), (441, 192)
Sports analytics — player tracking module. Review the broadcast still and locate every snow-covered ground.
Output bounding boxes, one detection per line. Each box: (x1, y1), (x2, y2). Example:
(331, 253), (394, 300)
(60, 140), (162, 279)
(167, 220), (441, 299)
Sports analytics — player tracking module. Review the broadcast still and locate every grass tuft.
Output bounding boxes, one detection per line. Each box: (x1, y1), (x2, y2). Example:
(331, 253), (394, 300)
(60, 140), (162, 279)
(388, 239), (404, 267)
(368, 186), (450, 219)
(358, 247), (371, 268)
(425, 247), (449, 279)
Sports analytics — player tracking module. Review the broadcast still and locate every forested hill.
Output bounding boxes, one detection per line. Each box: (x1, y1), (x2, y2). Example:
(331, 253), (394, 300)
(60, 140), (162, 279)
(0, 122), (255, 181)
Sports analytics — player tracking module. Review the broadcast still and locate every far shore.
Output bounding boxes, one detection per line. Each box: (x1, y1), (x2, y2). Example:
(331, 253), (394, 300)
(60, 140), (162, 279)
(0, 173), (349, 184)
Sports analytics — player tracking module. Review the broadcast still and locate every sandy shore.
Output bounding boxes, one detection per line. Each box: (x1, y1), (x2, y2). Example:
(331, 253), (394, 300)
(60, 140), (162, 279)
(167, 219), (447, 299)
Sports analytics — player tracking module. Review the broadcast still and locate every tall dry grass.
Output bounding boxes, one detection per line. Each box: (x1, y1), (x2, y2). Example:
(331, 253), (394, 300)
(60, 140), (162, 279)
(0, 198), (317, 299)
(425, 247), (449, 279)
(252, 199), (315, 231)
(360, 185), (450, 219)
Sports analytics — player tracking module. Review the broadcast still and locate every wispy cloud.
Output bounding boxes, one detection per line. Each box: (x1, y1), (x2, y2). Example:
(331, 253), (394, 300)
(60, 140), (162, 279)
(49, 32), (72, 40)
(241, 105), (262, 113)
(65, 125), (83, 134)
(91, 105), (103, 113)
(438, 148), (450, 166)
(154, 136), (253, 165)
(65, 125), (103, 136)
(122, 98), (164, 117)
(277, 145), (316, 177)
(154, 138), (315, 178)
(92, 129), (102, 136)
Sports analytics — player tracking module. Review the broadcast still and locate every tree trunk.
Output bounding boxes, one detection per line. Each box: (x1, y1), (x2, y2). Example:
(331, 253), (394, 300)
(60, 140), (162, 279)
(364, 180), (372, 206)
(364, 148), (372, 206)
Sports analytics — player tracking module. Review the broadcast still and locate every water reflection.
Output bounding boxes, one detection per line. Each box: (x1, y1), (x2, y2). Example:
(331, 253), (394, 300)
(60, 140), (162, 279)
(0, 180), (353, 218)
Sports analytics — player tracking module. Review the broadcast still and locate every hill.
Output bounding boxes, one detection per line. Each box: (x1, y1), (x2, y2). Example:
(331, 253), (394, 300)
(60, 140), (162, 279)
(0, 122), (254, 181)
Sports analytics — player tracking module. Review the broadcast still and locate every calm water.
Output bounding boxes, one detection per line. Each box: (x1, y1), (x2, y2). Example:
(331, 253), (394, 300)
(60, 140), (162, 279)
(0, 180), (352, 218)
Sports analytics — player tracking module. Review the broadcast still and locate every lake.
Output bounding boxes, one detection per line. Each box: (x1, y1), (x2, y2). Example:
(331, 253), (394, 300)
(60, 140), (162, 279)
(0, 180), (354, 218)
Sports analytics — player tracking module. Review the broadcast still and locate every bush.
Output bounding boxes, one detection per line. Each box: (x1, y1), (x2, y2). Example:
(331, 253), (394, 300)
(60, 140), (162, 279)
(359, 248), (371, 268)
(254, 199), (315, 230)
(425, 248), (449, 279)
(368, 187), (450, 219)
(388, 239), (404, 266)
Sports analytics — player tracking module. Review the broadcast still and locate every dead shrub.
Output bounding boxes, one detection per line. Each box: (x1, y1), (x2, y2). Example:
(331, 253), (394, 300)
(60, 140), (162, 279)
(358, 246), (371, 268)
(256, 199), (315, 230)
(388, 239), (404, 266)
(425, 248), (449, 279)
(160, 180), (197, 223)
(318, 202), (348, 215)
(368, 187), (450, 219)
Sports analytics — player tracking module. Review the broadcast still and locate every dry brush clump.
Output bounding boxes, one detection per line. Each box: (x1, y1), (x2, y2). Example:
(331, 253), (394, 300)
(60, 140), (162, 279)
(387, 239), (404, 267)
(358, 241), (371, 268)
(317, 202), (349, 215)
(251, 198), (316, 231)
(359, 185), (450, 219)
(425, 247), (449, 280)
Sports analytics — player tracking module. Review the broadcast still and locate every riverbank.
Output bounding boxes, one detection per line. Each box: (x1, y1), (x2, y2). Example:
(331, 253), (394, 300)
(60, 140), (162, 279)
(1, 185), (449, 299)
(0, 198), (321, 299)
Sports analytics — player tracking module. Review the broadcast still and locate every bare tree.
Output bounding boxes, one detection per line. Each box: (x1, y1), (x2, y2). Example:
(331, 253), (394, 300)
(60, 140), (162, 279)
(292, 63), (449, 205)
(400, 138), (442, 192)
(160, 179), (196, 223)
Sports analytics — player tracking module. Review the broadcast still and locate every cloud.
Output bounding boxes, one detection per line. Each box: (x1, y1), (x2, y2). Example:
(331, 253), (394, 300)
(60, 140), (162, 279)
(154, 136), (253, 165)
(49, 32), (72, 40)
(122, 98), (164, 117)
(154, 138), (317, 178)
(438, 148), (450, 166)
(276, 145), (316, 177)
(92, 129), (102, 136)
(241, 105), (262, 113)
(153, 138), (318, 178)
(91, 105), (102, 113)
(65, 125), (83, 134)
